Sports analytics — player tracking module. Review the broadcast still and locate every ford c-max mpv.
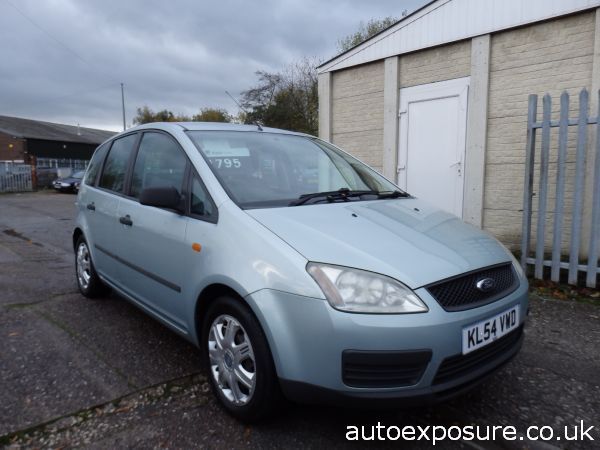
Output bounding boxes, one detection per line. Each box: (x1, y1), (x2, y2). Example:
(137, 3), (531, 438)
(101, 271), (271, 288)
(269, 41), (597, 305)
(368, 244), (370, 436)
(74, 122), (528, 422)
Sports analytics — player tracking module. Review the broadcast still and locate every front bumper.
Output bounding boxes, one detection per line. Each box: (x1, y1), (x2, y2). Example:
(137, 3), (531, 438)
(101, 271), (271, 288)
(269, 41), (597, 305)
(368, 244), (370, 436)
(246, 281), (528, 405)
(53, 183), (72, 191)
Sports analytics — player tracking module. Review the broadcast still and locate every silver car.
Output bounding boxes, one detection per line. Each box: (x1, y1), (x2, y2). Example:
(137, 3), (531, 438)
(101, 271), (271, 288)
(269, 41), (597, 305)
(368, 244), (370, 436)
(73, 122), (528, 422)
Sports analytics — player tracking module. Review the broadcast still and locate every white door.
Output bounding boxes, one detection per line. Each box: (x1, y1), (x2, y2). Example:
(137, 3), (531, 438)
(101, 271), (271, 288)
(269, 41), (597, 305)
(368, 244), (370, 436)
(397, 77), (469, 217)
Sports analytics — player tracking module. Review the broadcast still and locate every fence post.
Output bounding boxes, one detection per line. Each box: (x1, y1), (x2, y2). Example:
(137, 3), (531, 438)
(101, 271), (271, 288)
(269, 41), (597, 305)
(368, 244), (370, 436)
(569, 89), (589, 284)
(535, 94), (552, 279)
(30, 155), (37, 190)
(587, 91), (600, 288)
(551, 92), (569, 282)
(521, 94), (538, 271)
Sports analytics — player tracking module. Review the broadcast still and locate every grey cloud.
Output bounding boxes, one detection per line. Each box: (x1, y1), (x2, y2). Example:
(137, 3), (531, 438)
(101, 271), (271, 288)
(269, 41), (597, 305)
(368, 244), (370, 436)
(0, 0), (426, 131)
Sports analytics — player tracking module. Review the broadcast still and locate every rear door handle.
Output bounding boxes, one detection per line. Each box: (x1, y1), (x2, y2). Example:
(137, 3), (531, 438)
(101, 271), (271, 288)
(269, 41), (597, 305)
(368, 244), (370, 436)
(119, 215), (133, 226)
(86, 202), (95, 211)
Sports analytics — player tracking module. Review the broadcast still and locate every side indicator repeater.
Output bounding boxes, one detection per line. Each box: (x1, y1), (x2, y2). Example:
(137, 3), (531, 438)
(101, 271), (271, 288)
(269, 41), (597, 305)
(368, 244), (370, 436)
(192, 243), (202, 253)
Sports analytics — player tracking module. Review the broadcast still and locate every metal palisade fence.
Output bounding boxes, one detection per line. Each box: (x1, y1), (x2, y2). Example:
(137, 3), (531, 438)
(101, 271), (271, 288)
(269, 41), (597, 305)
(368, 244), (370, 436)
(0, 164), (33, 193)
(521, 89), (600, 288)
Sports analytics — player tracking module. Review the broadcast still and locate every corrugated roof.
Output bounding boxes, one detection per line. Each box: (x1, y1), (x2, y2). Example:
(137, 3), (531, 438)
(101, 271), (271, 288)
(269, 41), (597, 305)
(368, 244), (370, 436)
(0, 115), (116, 144)
(318, 0), (600, 73)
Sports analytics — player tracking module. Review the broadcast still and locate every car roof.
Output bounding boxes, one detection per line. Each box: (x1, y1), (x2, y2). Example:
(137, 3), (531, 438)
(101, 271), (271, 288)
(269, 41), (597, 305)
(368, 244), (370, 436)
(127, 122), (313, 137)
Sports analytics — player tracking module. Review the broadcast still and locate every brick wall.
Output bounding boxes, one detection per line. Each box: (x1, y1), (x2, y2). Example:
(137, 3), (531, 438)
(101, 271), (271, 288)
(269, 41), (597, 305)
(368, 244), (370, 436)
(0, 132), (25, 161)
(399, 40), (471, 88)
(331, 61), (385, 172)
(484, 11), (596, 251)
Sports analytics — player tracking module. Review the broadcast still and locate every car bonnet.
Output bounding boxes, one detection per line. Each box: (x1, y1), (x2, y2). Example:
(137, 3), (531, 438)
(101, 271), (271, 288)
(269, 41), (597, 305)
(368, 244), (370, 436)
(245, 198), (512, 289)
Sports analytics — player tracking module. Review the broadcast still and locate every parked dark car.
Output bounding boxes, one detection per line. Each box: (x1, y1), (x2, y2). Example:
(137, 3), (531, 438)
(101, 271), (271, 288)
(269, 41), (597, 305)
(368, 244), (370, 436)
(52, 170), (85, 193)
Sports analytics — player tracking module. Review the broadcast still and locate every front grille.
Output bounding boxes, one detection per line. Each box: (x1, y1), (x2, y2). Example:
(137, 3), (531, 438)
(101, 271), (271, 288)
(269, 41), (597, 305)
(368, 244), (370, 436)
(342, 350), (431, 388)
(426, 263), (518, 311)
(433, 325), (523, 385)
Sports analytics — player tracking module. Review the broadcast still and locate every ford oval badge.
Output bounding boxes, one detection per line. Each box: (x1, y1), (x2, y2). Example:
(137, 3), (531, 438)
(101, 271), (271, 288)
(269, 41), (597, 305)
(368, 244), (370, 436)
(476, 278), (496, 292)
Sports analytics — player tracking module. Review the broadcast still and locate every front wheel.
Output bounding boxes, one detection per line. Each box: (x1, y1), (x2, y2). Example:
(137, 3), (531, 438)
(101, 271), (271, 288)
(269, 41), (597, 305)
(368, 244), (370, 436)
(203, 296), (281, 422)
(75, 236), (108, 298)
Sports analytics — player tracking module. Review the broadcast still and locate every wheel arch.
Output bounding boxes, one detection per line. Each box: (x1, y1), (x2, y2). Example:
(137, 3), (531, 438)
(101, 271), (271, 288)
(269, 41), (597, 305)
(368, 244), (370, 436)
(72, 227), (84, 251)
(194, 283), (251, 346)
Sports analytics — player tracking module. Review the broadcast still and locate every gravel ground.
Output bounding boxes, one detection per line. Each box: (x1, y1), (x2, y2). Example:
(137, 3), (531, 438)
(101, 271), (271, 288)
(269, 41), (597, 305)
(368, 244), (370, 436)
(0, 191), (599, 449)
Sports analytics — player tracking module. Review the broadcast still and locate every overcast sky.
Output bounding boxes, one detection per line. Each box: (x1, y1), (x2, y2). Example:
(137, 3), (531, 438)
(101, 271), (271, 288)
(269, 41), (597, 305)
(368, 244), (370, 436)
(0, 0), (427, 131)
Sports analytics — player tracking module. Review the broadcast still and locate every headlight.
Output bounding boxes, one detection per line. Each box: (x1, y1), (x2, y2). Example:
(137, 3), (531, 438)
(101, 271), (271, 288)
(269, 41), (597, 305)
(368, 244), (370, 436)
(307, 263), (428, 314)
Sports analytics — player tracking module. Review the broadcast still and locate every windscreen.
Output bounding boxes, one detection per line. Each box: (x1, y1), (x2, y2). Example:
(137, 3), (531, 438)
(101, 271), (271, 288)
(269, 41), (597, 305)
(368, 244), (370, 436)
(187, 131), (398, 208)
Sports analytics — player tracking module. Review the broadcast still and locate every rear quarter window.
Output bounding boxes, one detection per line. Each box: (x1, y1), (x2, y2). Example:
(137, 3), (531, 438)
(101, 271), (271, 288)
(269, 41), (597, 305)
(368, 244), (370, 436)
(98, 134), (138, 193)
(84, 143), (109, 186)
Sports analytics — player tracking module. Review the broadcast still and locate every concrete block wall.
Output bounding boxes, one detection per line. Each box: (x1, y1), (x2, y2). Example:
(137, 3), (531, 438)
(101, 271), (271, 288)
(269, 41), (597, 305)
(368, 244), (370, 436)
(399, 40), (471, 88)
(331, 61), (385, 173)
(484, 11), (596, 251)
(329, 41), (471, 175)
(323, 9), (598, 256)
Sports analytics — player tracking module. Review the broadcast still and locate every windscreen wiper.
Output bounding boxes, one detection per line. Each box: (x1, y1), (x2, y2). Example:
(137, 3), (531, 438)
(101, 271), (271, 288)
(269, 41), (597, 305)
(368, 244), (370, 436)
(377, 190), (410, 199)
(288, 188), (408, 206)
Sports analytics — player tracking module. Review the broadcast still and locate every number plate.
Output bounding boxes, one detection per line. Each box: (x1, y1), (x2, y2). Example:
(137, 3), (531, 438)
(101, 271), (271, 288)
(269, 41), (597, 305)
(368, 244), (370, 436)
(462, 306), (520, 354)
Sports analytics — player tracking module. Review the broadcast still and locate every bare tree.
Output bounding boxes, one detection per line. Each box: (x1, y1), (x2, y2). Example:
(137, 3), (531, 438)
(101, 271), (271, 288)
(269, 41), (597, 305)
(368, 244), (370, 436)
(240, 57), (319, 135)
(337, 16), (398, 52)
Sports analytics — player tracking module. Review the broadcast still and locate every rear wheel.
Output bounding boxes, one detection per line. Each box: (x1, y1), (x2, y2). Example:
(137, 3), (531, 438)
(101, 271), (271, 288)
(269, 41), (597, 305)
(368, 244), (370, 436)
(75, 236), (108, 298)
(203, 296), (281, 422)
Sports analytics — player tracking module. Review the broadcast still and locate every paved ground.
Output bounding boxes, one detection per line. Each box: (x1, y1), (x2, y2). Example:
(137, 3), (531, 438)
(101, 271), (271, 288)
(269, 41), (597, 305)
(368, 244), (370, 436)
(0, 191), (599, 449)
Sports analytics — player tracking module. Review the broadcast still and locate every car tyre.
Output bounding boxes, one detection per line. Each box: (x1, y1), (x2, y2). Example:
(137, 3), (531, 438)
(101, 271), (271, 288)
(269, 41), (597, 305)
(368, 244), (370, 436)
(75, 236), (108, 298)
(202, 296), (282, 422)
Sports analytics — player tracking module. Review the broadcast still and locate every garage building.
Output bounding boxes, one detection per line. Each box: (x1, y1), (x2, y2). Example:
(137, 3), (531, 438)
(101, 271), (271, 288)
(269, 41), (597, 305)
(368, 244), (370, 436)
(0, 115), (115, 165)
(317, 0), (600, 253)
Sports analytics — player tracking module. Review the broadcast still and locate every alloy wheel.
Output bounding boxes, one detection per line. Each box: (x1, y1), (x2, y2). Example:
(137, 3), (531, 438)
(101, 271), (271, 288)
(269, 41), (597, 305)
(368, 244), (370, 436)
(76, 242), (91, 290)
(208, 314), (256, 405)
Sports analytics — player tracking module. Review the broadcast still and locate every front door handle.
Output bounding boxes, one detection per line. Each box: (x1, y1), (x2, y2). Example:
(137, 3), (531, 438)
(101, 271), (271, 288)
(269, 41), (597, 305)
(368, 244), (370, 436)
(119, 215), (133, 226)
(86, 202), (95, 211)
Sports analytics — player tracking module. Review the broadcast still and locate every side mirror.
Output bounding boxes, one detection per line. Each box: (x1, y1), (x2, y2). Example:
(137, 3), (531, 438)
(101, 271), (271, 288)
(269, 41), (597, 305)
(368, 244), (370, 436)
(139, 186), (184, 213)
